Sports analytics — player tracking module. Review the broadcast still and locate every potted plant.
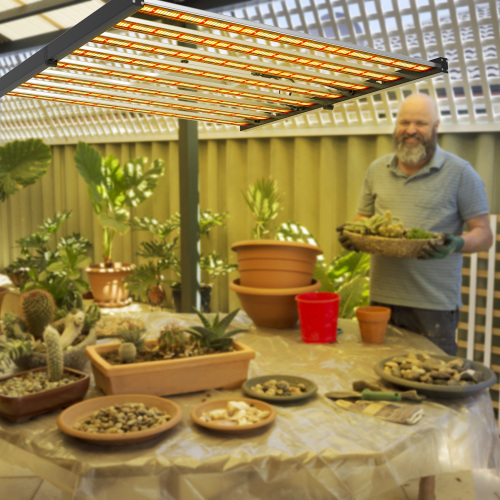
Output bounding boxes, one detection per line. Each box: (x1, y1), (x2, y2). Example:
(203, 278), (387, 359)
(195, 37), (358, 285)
(73, 142), (165, 307)
(0, 138), (51, 203)
(85, 308), (255, 396)
(126, 210), (236, 312)
(0, 288), (100, 372)
(0, 324), (90, 422)
(2, 211), (95, 323)
(231, 178), (323, 289)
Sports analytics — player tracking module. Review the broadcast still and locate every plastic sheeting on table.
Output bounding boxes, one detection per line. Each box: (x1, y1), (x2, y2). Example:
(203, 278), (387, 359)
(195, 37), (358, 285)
(0, 312), (499, 500)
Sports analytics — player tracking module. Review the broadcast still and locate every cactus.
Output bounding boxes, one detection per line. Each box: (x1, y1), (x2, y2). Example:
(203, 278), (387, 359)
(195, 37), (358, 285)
(20, 289), (56, 340)
(43, 326), (63, 381)
(119, 342), (137, 363)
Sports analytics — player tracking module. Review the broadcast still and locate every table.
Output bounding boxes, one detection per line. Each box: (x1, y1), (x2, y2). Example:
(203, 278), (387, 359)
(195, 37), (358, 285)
(0, 311), (499, 500)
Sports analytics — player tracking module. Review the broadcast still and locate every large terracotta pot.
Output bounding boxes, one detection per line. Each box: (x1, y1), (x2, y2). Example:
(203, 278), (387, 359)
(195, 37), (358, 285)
(229, 278), (321, 329)
(231, 240), (323, 288)
(86, 263), (134, 308)
(86, 339), (255, 396)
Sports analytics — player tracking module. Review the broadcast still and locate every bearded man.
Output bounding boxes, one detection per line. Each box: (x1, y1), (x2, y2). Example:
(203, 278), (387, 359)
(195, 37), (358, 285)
(340, 92), (493, 355)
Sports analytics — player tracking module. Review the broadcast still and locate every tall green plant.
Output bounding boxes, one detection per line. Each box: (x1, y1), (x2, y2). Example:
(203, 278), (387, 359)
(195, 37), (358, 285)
(315, 251), (370, 319)
(74, 142), (165, 263)
(0, 138), (51, 202)
(243, 178), (283, 239)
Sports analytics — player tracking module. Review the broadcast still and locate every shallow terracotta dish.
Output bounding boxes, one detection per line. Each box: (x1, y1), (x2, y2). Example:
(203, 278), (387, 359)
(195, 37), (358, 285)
(57, 394), (182, 445)
(242, 375), (317, 403)
(0, 367), (90, 423)
(190, 397), (275, 433)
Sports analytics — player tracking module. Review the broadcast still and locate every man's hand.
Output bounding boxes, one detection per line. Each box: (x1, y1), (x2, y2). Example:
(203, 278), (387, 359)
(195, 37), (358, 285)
(336, 225), (359, 252)
(418, 234), (464, 259)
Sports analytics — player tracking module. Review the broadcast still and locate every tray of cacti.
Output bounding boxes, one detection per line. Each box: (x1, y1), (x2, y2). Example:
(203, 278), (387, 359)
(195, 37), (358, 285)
(338, 211), (444, 259)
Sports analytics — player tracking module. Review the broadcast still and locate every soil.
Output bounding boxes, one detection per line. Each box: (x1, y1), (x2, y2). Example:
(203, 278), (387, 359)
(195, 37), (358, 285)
(102, 345), (235, 366)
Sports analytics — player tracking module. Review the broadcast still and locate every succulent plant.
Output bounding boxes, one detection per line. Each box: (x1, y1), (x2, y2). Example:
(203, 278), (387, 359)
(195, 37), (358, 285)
(20, 288), (56, 340)
(43, 326), (63, 382)
(119, 342), (137, 363)
(113, 326), (147, 354)
(187, 308), (247, 352)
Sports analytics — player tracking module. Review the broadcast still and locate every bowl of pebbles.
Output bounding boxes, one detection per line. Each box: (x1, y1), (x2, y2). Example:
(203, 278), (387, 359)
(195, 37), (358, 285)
(57, 394), (182, 445)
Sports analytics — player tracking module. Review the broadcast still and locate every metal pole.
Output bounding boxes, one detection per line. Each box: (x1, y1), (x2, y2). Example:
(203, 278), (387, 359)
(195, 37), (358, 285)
(178, 119), (200, 313)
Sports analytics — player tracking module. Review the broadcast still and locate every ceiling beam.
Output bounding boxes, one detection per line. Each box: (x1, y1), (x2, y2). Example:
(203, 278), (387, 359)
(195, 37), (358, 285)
(0, 0), (92, 24)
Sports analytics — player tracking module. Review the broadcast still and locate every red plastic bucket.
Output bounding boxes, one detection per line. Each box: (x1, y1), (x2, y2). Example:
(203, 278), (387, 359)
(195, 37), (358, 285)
(295, 292), (340, 343)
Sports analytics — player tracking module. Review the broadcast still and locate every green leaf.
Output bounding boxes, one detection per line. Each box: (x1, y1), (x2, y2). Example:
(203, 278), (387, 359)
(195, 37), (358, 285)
(0, 139), (51, 202)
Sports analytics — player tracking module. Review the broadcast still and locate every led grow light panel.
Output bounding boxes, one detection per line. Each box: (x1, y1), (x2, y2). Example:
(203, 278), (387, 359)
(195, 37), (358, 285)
(0, 0), (447, 131)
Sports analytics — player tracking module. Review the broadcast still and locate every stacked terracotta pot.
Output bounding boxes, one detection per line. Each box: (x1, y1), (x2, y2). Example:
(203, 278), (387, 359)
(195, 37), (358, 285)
(229, 240), (323, 329)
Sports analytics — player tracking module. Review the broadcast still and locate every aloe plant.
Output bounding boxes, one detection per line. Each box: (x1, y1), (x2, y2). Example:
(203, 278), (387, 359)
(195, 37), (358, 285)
(187, 308), (247, 352)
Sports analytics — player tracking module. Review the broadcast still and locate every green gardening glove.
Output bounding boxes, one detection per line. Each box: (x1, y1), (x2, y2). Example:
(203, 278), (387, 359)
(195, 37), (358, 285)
(417, 234), (464, 259)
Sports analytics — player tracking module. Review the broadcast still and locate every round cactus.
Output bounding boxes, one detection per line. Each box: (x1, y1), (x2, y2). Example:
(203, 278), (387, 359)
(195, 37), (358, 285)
(20, 288), (56, 340)
(43, 326), (64, 382)
(119, 342), (137, 363)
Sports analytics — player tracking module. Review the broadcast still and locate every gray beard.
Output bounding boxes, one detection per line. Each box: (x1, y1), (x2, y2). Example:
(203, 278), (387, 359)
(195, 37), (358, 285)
(393, 131), (437, 166)
(395, 142), (428, 166)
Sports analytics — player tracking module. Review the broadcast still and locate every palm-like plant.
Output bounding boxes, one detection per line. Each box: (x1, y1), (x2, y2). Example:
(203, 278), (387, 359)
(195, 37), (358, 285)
(242, 178), (283, 239)
(74, 142), (165, 263)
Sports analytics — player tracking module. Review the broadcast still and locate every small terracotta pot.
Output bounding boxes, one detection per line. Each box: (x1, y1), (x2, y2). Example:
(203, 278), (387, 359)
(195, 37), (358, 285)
(231, 240), (323, 288)
(356, 306), (391, 344)
(229, 278), (321, 329)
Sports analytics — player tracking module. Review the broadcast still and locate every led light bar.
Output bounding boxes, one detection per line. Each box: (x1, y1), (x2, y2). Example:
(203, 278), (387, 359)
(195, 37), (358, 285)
(34, 70), (291, 114)
(140, 2), (435, 73)
(17, 80), (269, 121)
(55, 60), (317, 108)
(72, 47), (345, 100)
(8, 89), (248, 126)
(117, 18), (401, 83)
(92, 33), (371, 91)
(20, 79), (268, 121)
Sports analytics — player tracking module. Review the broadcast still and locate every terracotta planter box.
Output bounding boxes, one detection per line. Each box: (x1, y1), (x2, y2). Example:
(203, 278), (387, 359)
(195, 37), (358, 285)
(0, 367), (90, 423)
(86, 339), (256, 396)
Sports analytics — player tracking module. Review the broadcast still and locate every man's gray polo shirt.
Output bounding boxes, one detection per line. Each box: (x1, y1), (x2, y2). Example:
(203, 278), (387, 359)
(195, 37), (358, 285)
(356, 146), (489, 310)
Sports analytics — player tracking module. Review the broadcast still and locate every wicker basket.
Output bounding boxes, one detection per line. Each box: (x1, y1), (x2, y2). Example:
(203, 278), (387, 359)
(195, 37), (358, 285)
(343, 230), (444, 259)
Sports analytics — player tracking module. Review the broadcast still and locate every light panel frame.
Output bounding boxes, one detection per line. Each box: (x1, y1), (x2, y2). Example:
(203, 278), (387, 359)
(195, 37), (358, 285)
(0, 0), (447, 131)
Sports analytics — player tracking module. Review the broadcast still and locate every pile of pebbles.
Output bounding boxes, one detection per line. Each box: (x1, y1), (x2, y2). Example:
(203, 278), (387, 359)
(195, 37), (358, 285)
(0, 370), (82, 397)
(74, 402), (171, 434)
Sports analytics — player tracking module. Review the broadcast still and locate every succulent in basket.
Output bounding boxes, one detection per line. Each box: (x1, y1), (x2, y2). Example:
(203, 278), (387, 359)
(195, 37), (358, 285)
(187, 308), (247, 352)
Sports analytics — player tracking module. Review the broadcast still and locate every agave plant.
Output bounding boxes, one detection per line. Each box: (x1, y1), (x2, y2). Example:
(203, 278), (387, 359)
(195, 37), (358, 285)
(187, 308), (247, 352)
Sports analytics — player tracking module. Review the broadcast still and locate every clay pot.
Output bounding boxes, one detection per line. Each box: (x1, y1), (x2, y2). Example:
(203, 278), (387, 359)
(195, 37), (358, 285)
(356, 306), (391, 344)
(86, 263), (135, 308)
(231, 240), (323, 288)
(229, 278), (321, 329)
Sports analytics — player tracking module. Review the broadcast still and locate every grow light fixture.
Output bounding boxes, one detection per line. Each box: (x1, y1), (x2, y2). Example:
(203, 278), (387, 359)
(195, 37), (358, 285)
(0, 0), (447, 131)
